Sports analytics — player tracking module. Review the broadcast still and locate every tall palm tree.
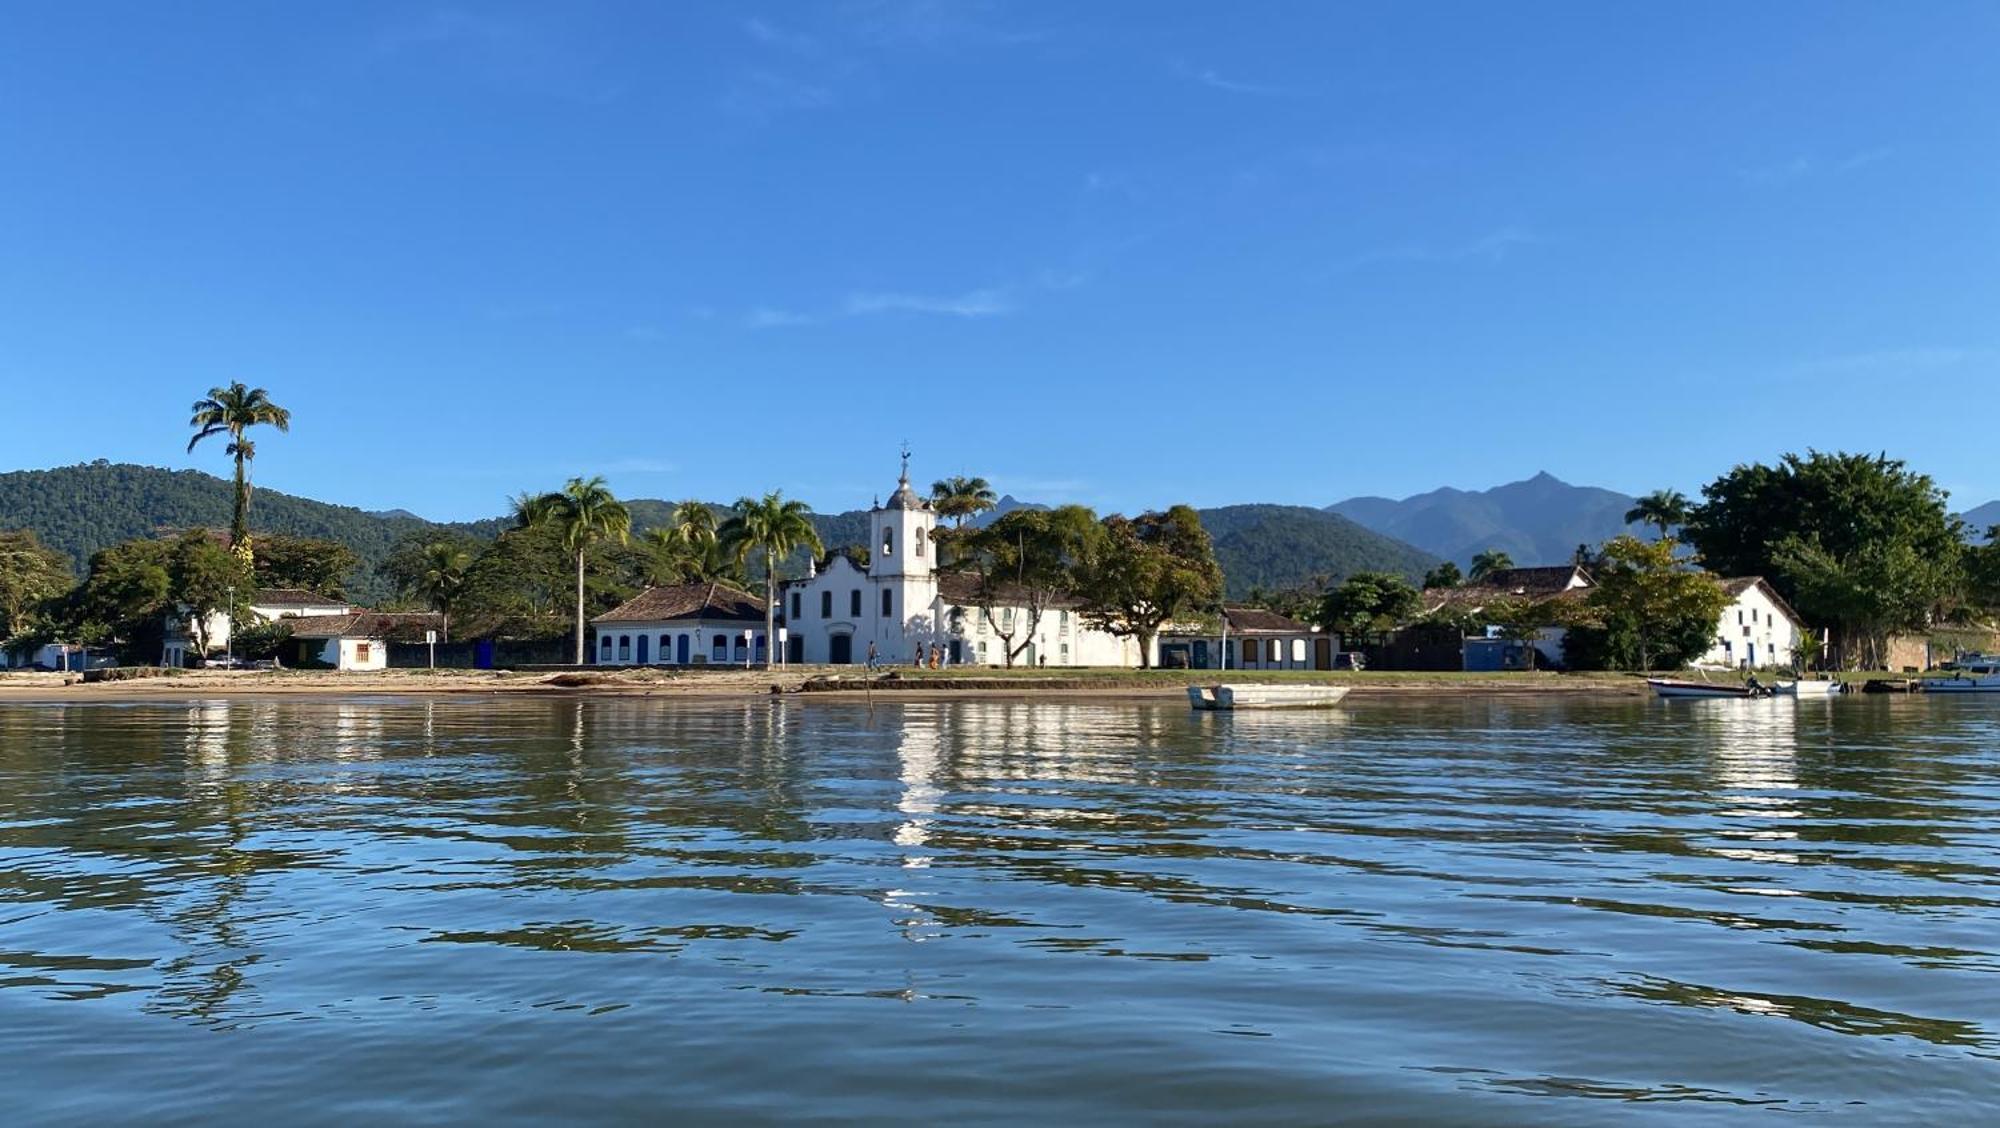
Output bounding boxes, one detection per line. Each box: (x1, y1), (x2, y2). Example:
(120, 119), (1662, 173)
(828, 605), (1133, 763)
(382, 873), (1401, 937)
(719, 491), (823, 668)
(515, 476), (632, 664)
(415, 541), (472, 642)
(187, 383), (290, 562)
(1469, 549), (1514, 583)
(1625, 489), (1691, 541)
(930, 475), (998, 528)
(639, 527), (694, 586)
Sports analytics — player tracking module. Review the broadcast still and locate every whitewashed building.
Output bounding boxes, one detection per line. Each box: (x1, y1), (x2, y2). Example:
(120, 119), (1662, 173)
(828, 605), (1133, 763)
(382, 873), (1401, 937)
(1158, 607), (1336, 670)
(280, 612), (443, 671)
(1701, 577), (1809, 669)
(162, 588), (353, 666)
(778, 463), (1143, 668)
(590, 582), (772, 666)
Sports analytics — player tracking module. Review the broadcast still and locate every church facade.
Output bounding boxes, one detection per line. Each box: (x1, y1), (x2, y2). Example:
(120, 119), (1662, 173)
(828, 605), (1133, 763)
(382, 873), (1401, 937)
(778, 465), (1145, 668)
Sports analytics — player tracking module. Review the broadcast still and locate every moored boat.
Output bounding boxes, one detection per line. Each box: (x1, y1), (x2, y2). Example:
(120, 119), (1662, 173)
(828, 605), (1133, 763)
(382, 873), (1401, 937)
(1189, 684), (1351, 710)
(1921, 655), (2000, 693)
(1647, 678), (1766, 699)
(1775, 679), (1843, 696)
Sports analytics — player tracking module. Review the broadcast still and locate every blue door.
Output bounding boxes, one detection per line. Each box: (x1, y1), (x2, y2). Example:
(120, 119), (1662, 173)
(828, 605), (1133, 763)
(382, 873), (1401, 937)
(677, 634), (690, 664)
(636, 635), (649, 664)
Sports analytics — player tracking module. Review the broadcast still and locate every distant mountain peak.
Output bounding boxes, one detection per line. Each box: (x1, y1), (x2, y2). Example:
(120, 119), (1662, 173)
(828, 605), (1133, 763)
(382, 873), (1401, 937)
(1328, 474), (1641, 568)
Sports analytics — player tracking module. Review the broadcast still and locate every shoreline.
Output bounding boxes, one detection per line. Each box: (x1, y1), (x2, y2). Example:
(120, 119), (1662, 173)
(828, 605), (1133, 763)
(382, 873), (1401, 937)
(0, 667), (1650, 704)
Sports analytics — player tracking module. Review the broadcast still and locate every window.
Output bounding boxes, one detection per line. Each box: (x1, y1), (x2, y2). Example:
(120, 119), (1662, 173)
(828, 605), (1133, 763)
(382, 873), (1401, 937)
(791, 593), (801, 620)
(618, 635), (631, 661)
(883, 528), (894, 556)
(1060, 642), (1070, 663)
(882, 589), (894, 617)
(1002, 607), (1015, 630)
(851, 590), (862, 617)
(355, 642), (371, 663)
(601, 636), (614, 657)
(1267, 639), (1281, 663)
(821, 591), (833, 618)
(1291, 638), (1306, 664)
(977, 640), (988, 660)
(1737, 610), (1744, 625)
(915, 527), (927, 557)
(1242, 639), (1257, 665)
(712, 635), (728, 661)
(1059, 610), (1069, 636)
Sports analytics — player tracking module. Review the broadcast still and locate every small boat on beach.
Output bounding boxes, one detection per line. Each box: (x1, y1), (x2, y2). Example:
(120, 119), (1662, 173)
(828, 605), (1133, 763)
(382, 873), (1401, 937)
(1188, 684), (1351, 710)
(1921, 655), (2000, 694)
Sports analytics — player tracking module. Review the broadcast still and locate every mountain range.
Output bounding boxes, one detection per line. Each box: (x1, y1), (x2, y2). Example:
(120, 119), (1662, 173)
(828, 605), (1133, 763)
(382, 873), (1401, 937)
(1962, 501), (2000, 543)
(0, 463), (1436, 602)
(1330, 472), (1647, 568)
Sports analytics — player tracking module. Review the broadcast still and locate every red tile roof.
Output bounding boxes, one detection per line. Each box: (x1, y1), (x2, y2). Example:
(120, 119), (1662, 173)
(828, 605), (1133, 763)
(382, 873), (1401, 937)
(591, 582), (768, 624)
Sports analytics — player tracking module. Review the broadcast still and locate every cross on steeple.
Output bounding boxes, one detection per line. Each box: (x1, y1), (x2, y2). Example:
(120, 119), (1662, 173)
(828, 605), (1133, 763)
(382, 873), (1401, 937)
(899, 441), (911, 483)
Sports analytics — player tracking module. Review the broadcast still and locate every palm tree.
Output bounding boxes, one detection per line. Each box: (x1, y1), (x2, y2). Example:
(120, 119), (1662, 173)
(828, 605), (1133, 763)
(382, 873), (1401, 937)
(1469, 550), (1514, 583)
(187, 383), (291, 562)
(515, 476), (632, 664)
(1625, 489), (1691, 541)
(930, 475), (998, 528)
(415, 541), (472, 642)
(639, 528), (694, 586)
(719, 491), (823, 668)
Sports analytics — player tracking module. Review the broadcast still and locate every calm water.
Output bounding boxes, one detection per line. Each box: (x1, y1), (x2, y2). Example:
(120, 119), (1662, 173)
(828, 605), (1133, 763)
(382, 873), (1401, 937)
(1, 695), (1997, 1124)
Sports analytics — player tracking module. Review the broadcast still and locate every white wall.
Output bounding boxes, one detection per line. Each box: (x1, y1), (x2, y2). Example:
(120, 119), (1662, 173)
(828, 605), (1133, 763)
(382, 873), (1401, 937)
(1698, 584), (1805, 669)
(593, 621), (770, 666)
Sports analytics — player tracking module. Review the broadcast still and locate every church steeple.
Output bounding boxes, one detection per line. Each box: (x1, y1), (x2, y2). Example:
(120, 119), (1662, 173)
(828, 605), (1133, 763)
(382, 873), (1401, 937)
(871, 448), (935, 579)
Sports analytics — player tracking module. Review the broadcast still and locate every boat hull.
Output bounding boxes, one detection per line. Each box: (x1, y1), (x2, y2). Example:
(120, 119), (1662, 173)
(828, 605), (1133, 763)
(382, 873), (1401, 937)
(1189, 684), (1351, 710)
(1776, 680), (1842, 697)
(1921, 677), (2000, 693)
(1647, 679), (1759, 699)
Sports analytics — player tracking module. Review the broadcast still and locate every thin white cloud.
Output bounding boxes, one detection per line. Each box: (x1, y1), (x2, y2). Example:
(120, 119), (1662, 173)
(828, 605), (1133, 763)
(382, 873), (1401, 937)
(743, 285), (1017, 328)
(1793, 346), (1993, 375)
(1740, 148), (1893, 186)
(743, 17), (822, 55)
(844, 288), (1011, 317)
(1330, 226), (1537, 272)
(1169, 59), (1286, 97)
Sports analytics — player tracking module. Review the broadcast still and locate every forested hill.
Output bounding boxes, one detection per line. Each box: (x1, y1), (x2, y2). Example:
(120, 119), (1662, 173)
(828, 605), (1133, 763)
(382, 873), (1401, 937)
(1199, 505), (1436, 596)
(1, 462), (1435, 602)
(0, 462), (497, 576)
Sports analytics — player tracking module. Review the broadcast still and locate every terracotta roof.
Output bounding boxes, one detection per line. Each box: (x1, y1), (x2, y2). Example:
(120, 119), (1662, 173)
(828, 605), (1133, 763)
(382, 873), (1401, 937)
(591, 582), (767, 624)
(282, 612), (443, 641)
(1223, 607), (1315, 634)
(936, 570), (1084, 610)
(252, 588), (345, 607)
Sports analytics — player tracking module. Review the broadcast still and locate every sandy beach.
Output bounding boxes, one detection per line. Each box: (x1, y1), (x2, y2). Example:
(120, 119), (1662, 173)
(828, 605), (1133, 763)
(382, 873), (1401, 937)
(0, 666), (1647, 703)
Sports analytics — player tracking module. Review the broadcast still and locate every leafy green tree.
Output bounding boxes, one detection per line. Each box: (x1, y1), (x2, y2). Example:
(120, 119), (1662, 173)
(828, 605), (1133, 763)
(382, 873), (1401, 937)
(930, 476), (998, 528)
(514, 477), (633, 664)
(720, 492), (823, 668)
(1624, 490), (1691, 540)
(186, 383), (291, 562)
(251, 534), (359, 598)
(1583, 535), (1732, 671)
(70, 539), (173, 661)
(1684, 451), (1963, 663)
(407, 541), (473, 641)
(1968, 527), (2000, 617)
(951, 506), (1099, 667)
(1074, 506), (1224, 668)
(168, 530), (253, 658)
(1422, 561), (1463, 590)
(0, 530), (73, 641)
(1317, 571), (1421, 642)
(1468, 550), (1513, 583)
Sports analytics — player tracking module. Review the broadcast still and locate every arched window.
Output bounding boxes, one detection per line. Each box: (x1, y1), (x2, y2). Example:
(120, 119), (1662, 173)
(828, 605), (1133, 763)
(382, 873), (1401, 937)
(882, 527), (894, 556)
(600, 636), (614, 658)
(915, 527), (927, 557)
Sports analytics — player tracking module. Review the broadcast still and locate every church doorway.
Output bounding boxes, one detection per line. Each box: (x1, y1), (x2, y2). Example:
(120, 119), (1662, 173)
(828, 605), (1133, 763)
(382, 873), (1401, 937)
(829, 634), (853, 664)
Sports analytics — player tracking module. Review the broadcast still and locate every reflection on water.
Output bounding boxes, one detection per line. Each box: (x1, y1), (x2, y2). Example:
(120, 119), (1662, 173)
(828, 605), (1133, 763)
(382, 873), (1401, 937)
(1, 695), (1997, 1123)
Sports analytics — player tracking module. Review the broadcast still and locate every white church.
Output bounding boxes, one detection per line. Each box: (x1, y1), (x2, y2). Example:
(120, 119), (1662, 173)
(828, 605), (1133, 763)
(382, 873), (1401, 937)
(777, 461), (1145, 668)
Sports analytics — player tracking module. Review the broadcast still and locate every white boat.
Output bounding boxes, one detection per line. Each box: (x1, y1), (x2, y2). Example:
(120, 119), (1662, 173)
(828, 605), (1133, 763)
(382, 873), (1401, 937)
(1921, 656), (2000, 693)
(1647, 678), (1765, 699)
(1775, 679), (1843, 697)
(1188, 684), (1351, 710)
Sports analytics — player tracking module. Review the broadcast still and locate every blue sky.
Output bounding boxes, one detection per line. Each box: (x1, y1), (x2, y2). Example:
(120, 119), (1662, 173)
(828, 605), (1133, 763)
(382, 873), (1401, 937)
(3, 2), (1996, 520)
